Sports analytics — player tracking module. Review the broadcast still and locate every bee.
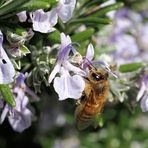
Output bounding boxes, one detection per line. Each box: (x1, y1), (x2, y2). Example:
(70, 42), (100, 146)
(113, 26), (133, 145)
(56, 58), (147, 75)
(75, 65), (109, 130)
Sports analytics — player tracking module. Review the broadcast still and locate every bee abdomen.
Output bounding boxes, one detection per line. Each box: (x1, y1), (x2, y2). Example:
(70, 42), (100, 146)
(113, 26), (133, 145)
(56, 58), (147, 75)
(77, 103), (97, 122)
(77, 111), (93, 122)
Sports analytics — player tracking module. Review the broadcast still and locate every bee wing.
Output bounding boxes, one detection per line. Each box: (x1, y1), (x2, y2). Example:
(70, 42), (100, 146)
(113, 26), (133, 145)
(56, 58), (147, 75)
(76, 117), (94, 130)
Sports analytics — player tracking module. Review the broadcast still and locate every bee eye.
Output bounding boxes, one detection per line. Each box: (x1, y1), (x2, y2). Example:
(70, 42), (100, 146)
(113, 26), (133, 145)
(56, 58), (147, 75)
(91, 73), (102, 81)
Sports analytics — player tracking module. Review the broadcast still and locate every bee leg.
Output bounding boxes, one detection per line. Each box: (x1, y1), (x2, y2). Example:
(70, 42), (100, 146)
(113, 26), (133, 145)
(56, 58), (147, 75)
(76, 100), (81, 106)
(76, 91), (86, 106)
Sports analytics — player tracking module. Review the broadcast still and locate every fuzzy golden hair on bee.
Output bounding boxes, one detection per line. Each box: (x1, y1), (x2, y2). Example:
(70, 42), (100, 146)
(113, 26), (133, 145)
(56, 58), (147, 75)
(75, 65), (109, 130)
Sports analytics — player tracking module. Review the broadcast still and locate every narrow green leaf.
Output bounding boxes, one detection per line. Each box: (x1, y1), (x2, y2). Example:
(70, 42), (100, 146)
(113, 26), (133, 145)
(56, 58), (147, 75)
(71, 28), (95, 42)
(0, 0), (28, 16)
(85, 0), (108, 8)
(17, 0), (51, 12)
(70, 17), (111, 25)
(92, 2), (124, 17)
(119, 62), (145, 73)
(0, 84), (16, 107)
(40, 0), (58, 6)
(18, 0), (58, 11)
(20, 44), (30, 55)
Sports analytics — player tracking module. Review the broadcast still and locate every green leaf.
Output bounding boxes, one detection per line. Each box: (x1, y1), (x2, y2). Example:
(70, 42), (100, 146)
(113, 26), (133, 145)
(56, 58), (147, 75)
(12, 59), (21, 70)
(0, 84), (16, 107)
(20, 44), (30, 55)
(92, 2), (124, 17)
(119, 62), (145, 73)
(22, 0), (57, 11)
(70, 17), (111, 25)
(0, 0), (28, 16)
(84, 0), (107, 8)
(0, 0), (58, 19)
(17, 0), (54, 12)
(47, 30), (61, 43)
(15, 28), (26, 36)
(71, 28), (95, 42)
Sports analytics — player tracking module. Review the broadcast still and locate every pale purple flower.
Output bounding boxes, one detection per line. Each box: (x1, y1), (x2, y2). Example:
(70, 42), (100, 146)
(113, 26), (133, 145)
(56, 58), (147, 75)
(53, 68), (85, 100)
(111, 34), (139, 65)
(109, 8), (148, 65)
(0, 73), (39, 132)
(113, 8), (142, 35)
(49, 33), (85, 100)
(30, 0), (76, 33)
(8, 93), (32, 133)
(30, 9), (56, 33)
(13, 73), (39, 102)
(0, 31), (15, 84)
(83, 44), (117, 77)
(17, 11), (27, 22)
(56, 0), (76, 23)
(136, 73), (148, 112)
(138, 23), (148, 50)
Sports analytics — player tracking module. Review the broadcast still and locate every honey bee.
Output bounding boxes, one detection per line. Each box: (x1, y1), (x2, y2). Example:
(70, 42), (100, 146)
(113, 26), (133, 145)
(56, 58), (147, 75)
(75, 65), (109, 130)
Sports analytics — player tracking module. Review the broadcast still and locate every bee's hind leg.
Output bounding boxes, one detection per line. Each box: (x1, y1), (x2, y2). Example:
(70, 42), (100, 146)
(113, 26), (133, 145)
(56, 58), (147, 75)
(76, 100), (81, 106)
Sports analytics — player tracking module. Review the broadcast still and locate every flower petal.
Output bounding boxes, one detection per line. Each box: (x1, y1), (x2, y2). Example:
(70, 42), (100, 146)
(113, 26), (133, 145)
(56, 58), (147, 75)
(48, 63), (61, 83)
(140, 93), (148, 112)
(53, 72), (85, 100)
(136, 82), (146, 101)
(0, 31), (15, 84)
(25, 87), (40, 102)
(85, 44), (94, 61)
(21, 96), (29, 109)
(30, 9), (56, 33)
(0, 104), (9, 124)
(57, 0), (76, 23)
(8, 108), (32, 133)
(60, 33), (71, 50)
(17, 11), (27, 22)
(14, 89), (25, 112)
(48, 8), (58, 26)
(64, 61), (86, 76)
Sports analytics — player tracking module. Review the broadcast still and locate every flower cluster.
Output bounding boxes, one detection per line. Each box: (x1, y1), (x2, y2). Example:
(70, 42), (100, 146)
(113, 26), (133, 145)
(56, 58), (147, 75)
(48, 33), (115, 101)
(18, 0), (76, 33)
(0, 73), (39, 133)
(0, 31), (15, 84)
(110, 8), (148, 64)
(110, 8), (148, 111)
(48, 33), (86, 100)
(96, 8), (148, 111)
(0, 0), (77, 132)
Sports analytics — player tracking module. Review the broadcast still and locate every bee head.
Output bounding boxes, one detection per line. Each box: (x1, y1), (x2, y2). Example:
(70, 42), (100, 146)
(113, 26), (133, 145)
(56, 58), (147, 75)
(90, 69), (108, 82)
(84, 64), (109, 83)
